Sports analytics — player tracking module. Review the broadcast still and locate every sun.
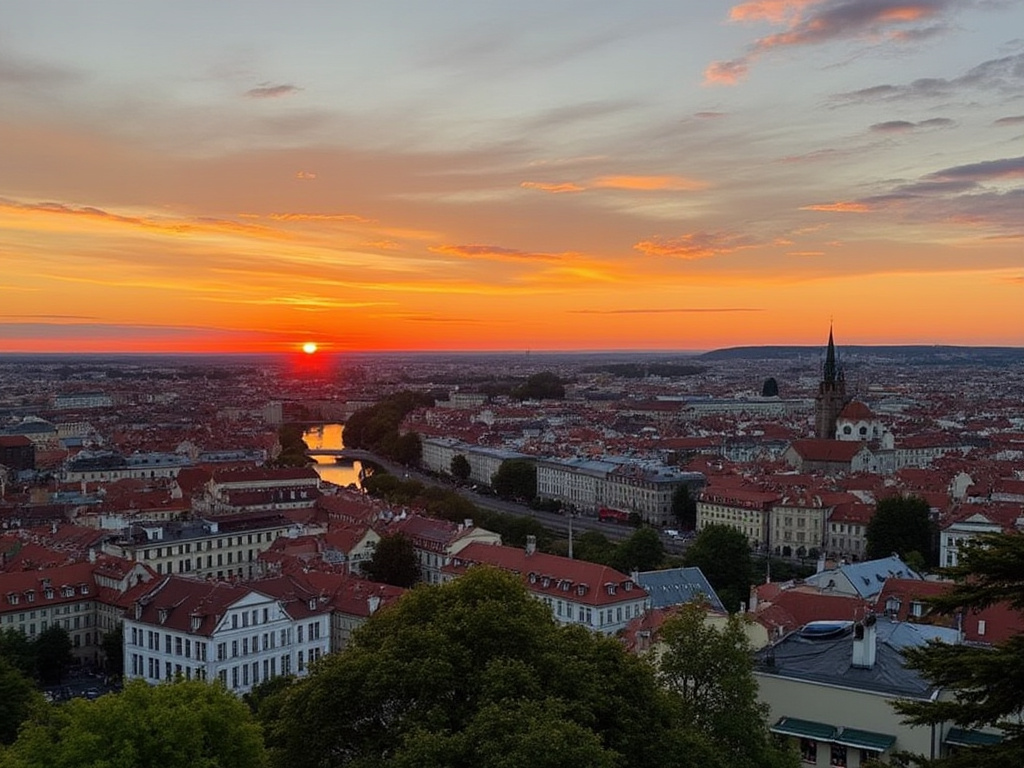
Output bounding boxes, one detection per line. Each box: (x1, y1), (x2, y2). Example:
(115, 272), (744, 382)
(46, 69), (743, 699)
(302, 341), (318, 355)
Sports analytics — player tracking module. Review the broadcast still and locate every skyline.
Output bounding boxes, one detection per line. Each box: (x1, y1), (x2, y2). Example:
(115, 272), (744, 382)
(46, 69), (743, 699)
(2, 1), (1023, 354)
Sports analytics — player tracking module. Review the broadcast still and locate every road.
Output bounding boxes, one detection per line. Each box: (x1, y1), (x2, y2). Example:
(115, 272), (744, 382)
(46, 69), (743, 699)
(337, 450), (690, 556)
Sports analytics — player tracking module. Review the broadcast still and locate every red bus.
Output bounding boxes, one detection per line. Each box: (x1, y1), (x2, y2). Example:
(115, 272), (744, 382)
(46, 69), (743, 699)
(598, 508), (630, 524)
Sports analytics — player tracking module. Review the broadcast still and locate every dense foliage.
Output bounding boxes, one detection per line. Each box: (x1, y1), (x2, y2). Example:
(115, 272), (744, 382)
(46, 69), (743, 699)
(342, 391), (433, 464)
(658, 604), (797, 768)
(511, 371), (565, 400)
(865, 494), (934, 565)
(30, 626), (74, 686)
(270, 423), (314, 468)
(3, 678), (268, 768)
(362, 533), (420, 588)
(0, 658), (39, 745)
(261, 567), (740, 768)
(490, 458), (537, 501)
(671, 484), (697, 530)
(684, 524), (754, 612)
(895, 531), (1024, 767)
(449, 453), (471, 482)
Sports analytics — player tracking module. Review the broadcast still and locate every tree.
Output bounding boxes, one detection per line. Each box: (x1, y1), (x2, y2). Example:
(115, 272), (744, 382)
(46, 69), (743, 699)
(761, 377), (779, 397)
(683, 525), (753, 612)
(33, 626), (74, 685)
(450, 454), (471, 483)
(894, 532), (1024, 767)
(658, 603), (798, 768)
(262, 567), (709, 768)
(612, 527), (665, 573)
(5, 678), (268, 768)
(101, 624), (123, 679)
(362, 532), (420, 588)
(0, 657), (40, 745)
(271, 423), (313, 468)
(865, 494), (933, 564)
(491, 458), (537, 501)
(512, 371), (565, 400)
(0, 627), (37, 679)
(671, 484), (698, 530)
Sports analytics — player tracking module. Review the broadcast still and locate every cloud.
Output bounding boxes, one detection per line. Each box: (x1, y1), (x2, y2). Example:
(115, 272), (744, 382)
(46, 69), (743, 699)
(800, 201), (872, 212)
(994, 115), (1024, 126)
(266, 212), (371, 223)
(709, 1), (985, 85)
(245, 83), (302, 99)
(570, 307), (763, 314)
(834, 52), (1024, 103)
(0, 52), (80, 86)
(521, 175), (706, 194)
(430, 244), (573, 263)
(787, 251), (826, 256)
(870, 117), (954, 132)
(520, 181), (585, 194)
(295, 171), (317, 180)
(927, 156), (1024, 182)
(633, 231), (758, 259)
(694, 111), (727, 119)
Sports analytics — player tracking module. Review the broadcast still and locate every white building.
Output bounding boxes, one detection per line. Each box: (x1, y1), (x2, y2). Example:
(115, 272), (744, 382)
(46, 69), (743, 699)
(124, 575), (331, 695)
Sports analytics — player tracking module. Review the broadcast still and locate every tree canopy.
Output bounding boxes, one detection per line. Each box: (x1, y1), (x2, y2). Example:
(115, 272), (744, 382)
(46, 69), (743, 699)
(362, 532), (420, 588)
(33, 626), (74, 686)
(865, 494), (934, 564)
(671, 484), (697, 530)
(683, 524), (753, 612)
(894, 531), (1024, 767)
(491, 458), (537, 501)
(657, 604), (797, 768)
(261, 567), (719, 768)
(512, 371), (565, 400)
(342, 391), (433, 464)
(270, 423), (314, 468)
(3, 679), (268, 768)
(0, 657), (39, 745)
(611, 526), (665, 573)
(450, 454), (471, 482)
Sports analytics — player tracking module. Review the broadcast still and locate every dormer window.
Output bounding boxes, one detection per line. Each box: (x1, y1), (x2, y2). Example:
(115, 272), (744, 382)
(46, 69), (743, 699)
(308, 598), (316, 611)
(528, 572), (538, 584)
(541, 576), (551, 588)
(191, 615), (202, 631)
(576, 584), (587, 596)
(605, 583), (617, 595)
(623, 581), (632, 591)
(158, 608), (169, 624)
(25, 590), (35, 603)
(80, 584), (90, 595)
(6, 593), (18, 605)
(559, 580), (570, 592)
(44, 588), (55, 600)
(909, 601), (925, 618)
(62, 586), (74, 598)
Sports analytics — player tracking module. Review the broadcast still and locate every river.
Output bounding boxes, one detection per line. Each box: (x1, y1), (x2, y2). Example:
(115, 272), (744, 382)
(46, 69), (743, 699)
(302, 423), (364, 489)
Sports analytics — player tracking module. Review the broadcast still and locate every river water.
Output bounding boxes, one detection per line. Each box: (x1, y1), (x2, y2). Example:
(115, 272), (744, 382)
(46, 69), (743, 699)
(302, 423), (364, 489)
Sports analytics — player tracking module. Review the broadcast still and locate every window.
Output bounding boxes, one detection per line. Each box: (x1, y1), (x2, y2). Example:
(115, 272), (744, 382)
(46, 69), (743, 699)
(800, 739), (817, 763)
(830, 743), (846, 767)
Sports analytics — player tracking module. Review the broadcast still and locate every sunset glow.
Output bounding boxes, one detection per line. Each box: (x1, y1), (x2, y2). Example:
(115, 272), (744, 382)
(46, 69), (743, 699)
(1, 1), (1021, 354)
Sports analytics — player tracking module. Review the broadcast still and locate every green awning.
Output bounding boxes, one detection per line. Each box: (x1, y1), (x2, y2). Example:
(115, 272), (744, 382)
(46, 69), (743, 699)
(834, 728), (896, 752)
(771, 717), (838, 741)
(946, 728), (1003, 747)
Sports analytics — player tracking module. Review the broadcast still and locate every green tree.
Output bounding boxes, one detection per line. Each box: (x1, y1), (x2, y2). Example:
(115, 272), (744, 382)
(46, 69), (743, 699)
(391, 431), (422, 466)
(894, 532), (1024, 767)
(362, 532), (420, 588)
(761, 377), (779, 397)
(271, 423), (313, 468)
(342, 391), (433, 462)
(571, 530), (617, 566)
(683, 525), (753, 612)
(0, 657), (40, 745)
(612, 527), (665, 573)
(450, 454), (471, 483)
(5, 678), (268, 768)
(262, 567), (707, 768)
(658, 603), (798, 768)
(33, 626), (74, 686)
(101, 624), (123, 679)
(671, 484), (698, 530)
(865, 494), (933, 564)
(512, 371), (565, 400)
(491, 458), (537, 501)
(0, 628), (37, 679)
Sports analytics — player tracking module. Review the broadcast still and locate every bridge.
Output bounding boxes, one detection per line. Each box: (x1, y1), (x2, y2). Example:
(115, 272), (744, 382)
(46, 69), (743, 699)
(304, 448), (376, 460)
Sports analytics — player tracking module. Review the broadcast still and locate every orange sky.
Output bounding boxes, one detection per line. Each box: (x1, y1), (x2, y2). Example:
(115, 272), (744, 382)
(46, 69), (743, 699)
(1, 1), (1022, 353)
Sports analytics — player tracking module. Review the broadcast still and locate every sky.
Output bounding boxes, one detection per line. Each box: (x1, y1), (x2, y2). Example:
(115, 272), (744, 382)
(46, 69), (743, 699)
(1, 0), (1022, 354)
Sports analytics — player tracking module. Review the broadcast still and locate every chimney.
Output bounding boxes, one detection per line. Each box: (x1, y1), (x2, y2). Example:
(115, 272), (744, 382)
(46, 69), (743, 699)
(525, 535), (536, 556)
(851, 613), (877, 669)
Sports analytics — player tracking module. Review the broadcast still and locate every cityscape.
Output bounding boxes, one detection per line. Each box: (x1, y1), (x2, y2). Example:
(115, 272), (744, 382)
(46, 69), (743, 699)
(1, 334), (1022, 765)
(2, 1), (1023, 766)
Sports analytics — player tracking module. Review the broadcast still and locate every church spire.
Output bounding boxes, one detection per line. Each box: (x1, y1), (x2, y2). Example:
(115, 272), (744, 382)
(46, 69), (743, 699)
(823, 324), (838, 385)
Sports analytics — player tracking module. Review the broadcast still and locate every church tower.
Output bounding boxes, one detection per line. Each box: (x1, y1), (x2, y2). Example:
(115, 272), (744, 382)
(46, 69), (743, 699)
(814, 325), (848, 439)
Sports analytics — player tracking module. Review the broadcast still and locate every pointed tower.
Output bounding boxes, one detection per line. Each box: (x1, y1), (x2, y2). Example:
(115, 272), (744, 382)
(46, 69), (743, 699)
(815, 325), (848, 439)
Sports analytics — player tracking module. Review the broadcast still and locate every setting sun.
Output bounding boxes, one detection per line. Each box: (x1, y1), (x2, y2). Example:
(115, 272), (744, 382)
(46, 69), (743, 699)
(302, 342), (318, 355)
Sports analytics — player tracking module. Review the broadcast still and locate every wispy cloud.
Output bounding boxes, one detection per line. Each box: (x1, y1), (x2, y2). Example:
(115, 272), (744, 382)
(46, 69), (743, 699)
(870, 117), (954, 132)
(707, 0), (983, 86)
(994, 115), (1024, 126)
(521, 174), (706, 194)
(800, 201), (872, 212)
(570, 307), (764, 314)
(245, 83), (302, 99)
(633, 232), (758, 259)
(429, 244), (576, 263)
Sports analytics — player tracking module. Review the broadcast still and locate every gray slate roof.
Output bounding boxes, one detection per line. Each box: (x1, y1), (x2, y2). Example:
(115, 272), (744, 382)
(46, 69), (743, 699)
(634, 566), (724, 612)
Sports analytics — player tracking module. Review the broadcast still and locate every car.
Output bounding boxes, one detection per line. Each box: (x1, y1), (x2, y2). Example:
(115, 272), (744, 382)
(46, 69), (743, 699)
(84, 687), (102, 700)
(664, 529), (680, 539)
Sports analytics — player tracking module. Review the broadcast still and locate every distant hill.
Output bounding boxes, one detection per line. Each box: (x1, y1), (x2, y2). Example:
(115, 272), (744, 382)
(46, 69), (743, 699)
(699, 345), (1024, 366)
